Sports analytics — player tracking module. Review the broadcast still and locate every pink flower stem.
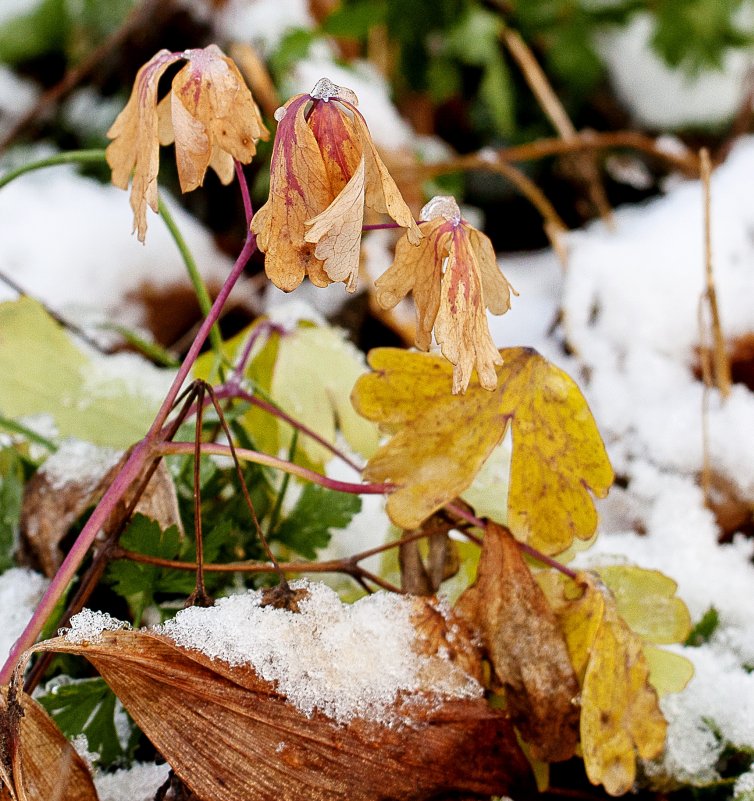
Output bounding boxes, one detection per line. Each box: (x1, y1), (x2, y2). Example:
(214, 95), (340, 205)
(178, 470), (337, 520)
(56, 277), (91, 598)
(0, 232), (258, 685)
(159, 441), (392, 495)
(361, 222), (403, 231)
(212, 385), (363, 472)
(445, 501), (577, 580)
(235, 160), (254, 228)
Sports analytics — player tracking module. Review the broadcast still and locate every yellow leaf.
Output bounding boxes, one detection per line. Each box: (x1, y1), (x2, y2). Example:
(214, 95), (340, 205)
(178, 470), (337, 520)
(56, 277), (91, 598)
(352, 347), (613, 552)
(596, 565), (692, 644)
(548, 572), (668, 796)
(643, 645), (694, 696)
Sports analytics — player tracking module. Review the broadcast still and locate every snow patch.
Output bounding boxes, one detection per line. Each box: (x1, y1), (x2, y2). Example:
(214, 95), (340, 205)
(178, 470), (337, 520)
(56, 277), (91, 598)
(160, 579), (482, 724)
(0, 568), (48, 660)
(94, 762), (171, 801)
(64, 609), (132, 644)
(38, 439), (121, 492)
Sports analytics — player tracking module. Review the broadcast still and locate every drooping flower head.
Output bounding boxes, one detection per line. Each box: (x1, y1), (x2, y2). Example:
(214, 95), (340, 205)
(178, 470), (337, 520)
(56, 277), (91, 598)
(375, 196), (516, 394)
(252, 78), (422, 293)
(106, 45), (268, 241)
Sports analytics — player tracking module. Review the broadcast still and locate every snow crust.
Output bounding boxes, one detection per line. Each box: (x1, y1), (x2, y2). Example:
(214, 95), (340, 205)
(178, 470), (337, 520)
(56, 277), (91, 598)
(65, 609), (131, 644)
(94, 762), (171, 801)
(160, 579), (482, 724)
(0, 568), (48, 660)
(38, 439), (121, 491)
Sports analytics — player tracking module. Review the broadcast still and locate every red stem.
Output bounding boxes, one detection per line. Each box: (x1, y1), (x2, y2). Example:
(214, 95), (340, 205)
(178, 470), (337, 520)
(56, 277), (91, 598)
(159, 441), (392, 495)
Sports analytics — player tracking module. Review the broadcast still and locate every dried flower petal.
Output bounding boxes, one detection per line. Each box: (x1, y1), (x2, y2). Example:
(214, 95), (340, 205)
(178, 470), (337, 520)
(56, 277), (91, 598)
(253, 78), (420, 293)
(375, 198), (515, 393)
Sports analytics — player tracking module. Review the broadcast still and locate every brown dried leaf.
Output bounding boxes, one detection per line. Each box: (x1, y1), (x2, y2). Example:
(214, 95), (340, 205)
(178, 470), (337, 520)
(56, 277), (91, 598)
(456, 523), (580, 762)
(0, 686), (97, 801)
(20, 452), (182, 577)
(38, 623), (532, 801)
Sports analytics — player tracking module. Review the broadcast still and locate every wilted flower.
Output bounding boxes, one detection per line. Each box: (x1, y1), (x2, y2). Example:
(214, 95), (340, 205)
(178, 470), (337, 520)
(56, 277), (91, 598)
(252, 78), (421, 293)
(106, 45), (268, 241)
(375, 196), (516, 394)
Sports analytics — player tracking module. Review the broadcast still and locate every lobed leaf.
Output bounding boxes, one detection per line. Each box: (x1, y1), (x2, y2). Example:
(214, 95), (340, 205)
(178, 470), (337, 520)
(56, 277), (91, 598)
(352, 347), (613, 553)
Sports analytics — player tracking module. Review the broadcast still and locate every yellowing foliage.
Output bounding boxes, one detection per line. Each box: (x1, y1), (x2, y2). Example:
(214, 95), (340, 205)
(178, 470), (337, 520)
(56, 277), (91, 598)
(352, 347), (613, 552)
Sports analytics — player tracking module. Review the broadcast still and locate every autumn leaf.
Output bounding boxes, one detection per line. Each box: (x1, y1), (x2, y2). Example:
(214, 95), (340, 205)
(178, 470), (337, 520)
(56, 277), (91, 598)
(252, 77), (420, 293)
(107, 45), (267, 241)
(352, 347), (613, 551)
(375, 196), (516, 393)
(31, 588), (534, 801)
(456, 523), (580, 762)
(1, 685), (97, 801)
(542, 571), (670, 796)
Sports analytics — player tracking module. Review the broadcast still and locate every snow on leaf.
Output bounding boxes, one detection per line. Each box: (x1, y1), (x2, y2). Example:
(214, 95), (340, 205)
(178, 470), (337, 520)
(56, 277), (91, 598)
(1, 685), (97, 801)
(33, 588), (534, 801)
(352, 347), (613, 551)
(543, 571), (669, 796)
(0, 298), (172, 449)
(456, 523), (580, 762)
(374, 199), (515, 393)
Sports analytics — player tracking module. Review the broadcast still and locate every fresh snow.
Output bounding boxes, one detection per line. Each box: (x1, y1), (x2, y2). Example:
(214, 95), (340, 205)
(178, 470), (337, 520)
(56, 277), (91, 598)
(94, 762), (171, 801)
(38, 439), (121, 492)
(159, 579), (481, 724)
(0, 568), (48, 661)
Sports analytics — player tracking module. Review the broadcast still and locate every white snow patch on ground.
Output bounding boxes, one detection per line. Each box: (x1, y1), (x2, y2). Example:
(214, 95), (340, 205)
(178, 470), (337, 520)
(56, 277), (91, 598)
(38, 439), (121, 491)
(0, 167), (248, 335)
(0, 568), (48, 660)
(597, 13), (754, 128)
(550, 136), (754, 785)
(160, 579), (481, 724)
(94, 762), (171, 801)
(0, 66), (39, 138)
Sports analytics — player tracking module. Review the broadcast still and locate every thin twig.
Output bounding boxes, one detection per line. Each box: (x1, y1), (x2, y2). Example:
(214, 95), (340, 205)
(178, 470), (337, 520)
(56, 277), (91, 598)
(502, 27), (614, 227)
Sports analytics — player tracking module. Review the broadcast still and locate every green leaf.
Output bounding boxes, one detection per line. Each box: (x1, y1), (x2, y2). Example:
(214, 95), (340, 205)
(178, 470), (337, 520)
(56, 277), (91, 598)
(0, 0), (68, 64)
(0, 298), (171, 448)
(685, 606), (720, 646)
(273, 484), (361, 560)
(105, 514), (181, 625)
(0, 447), (24, 573)
(37, 677), (132, 767)
(322, 0), (387, 37)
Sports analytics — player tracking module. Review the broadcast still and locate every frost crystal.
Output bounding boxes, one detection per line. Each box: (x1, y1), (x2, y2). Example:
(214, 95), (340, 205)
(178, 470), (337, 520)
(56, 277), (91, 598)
(160, 579), (481, 725)
(64, 609), (131, 643)
(420, 195), (461, 224)
(273, 106), (287, 122)
(309, 77), (359, 106)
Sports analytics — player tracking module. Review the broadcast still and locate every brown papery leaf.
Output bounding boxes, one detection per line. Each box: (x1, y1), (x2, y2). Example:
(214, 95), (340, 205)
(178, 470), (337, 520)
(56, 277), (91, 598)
(20, 448), (182, 577)
(1, 686), (97, 801)
(456, 523), (580, 762)
(37, 624), (532, 801)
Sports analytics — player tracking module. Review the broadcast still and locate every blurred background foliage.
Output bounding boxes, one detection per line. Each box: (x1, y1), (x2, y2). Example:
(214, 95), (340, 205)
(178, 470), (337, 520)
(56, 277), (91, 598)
(1, 0), (752, 251)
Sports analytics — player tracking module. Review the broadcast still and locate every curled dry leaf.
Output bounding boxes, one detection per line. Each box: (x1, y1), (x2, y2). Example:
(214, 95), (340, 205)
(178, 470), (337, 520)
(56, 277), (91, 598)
(456, 523), (580, 762)
(0, 685), (97, 801)
(352, 347), (613, 550)
(541, 571), (670, 796)
(33, 590), (533, 801)
(375, 196), (516, 393)
(107, 45), (267, 241)
(252, 78), (420, 293)
(20, 448), (182, 577)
